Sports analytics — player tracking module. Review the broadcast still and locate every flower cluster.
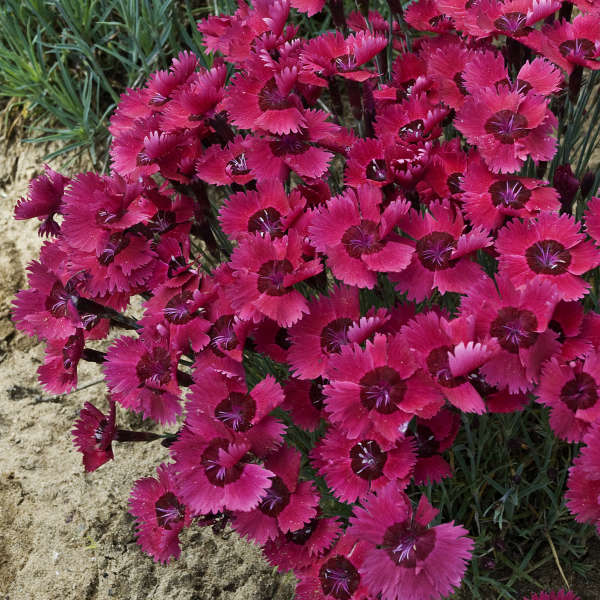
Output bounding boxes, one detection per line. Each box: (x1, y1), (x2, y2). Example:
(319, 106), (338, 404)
(12, 0), (600, 597)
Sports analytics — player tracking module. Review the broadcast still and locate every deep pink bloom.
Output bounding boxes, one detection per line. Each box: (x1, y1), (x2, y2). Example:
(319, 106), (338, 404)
(232, 445), (319, 544)
(495, 211), (600, 301)
(250, 317), (291, 364)
(324, 333), (443, 442)
(348, 485), (474, 600)
(461, 152), (559, 230)
(290, 0), (325, 16)
(456, 85), (557, 173)
(14, 164), (70, 237)
(227, 231), (322, 327)
(460, 275), (560, 393)
(103, 336), (183, 425)
(401, 312), (496, 413)
(405, 0), (455, 34)
(391, 201), (492, 302)
(549, 300), (592, 361)
(523, 591), (581, 600)
(309, 184), (412, 288)
(312, 427), (416, 502)
(287, 285), (360, 379)
(72, 400), (116, 472)
(195, 135), (254, 186)
(129, 463), (192, 564)
(585, 196), (600, 244)
(566, 423), (600, 534)
(538, 352), (600, 442)
(38, 329), (85, 394)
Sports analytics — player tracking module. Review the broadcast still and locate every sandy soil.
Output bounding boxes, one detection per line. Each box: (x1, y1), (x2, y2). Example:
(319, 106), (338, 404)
(0, 141), (295, 600)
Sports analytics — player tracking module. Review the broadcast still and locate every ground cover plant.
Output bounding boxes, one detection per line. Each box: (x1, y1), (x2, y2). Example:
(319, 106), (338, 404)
(10, 0), (600, 598)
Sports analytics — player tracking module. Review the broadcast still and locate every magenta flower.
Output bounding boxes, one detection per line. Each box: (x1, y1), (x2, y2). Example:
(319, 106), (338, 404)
(281, 378), (326, 431)
(324, 333), (444, 442)
(310, 184), (413, 288)
(129, 463), (192, 564)
(287, 285), (360, 380)
(566, 423), (600, 534)
(348, 485), (473, 600)
(538, 352), (600, 442)
(232, 445), (319, 545)
(461, 152), (559, 230)
(38, 329), (85, 394)
(391, 200), (492, 302)
(227, 231), (322, 327)
(456, 85), (556, 173)
(103, 336), (183, 425)
(72, 400), (116, 472)
(14, 164), (70, 237)
(585, 196), (600, 245)
(195, 135), (254, 186)
(496, 211), (600, 301)
(312, 427), (416, 502)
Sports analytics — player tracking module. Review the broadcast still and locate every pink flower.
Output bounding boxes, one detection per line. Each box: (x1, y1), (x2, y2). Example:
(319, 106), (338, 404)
(585, 196), (600, 244)
(232, 445), (319, 544)
(72, 400), (116, 472)
(312, 427), (416, 502)
(538, 352), (600, 442)
(38, 329), (85, 394)
(455, 85), (557, 173)
(227, 231), (322, 327)
(495, 211), (600, 301)
(195, 135), (254, 186)
(348, 485), (474, 600)
(14, 164), (70, 237)
(281, 378), (326, 431)
(310, 184), (413, 288)
(324, 333), (444, 441)
(129, 463), (192, 563)
(566, 423), (600, 534)
(391, 201), (492, 302)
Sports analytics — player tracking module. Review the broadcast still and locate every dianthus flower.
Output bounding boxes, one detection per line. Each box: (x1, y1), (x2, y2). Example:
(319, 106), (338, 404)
(309, 184), (412, 288)
(226, 231), (322, 327)
(281, 378), (326, 431)
(324, 333), (443, 442)
(585, 196), (600, 245)
(538, 352), (600, 442)
(348, 485), (473, 600)
(401, 312), (496, 413)
(14, 164), (70, 237)
(103, 335), (183, 424)
(461, 152), (559, 230)
(38, 329), (85, 394)
(72, 400), (117, 472)
(391, 201), (492, 301)
(195, 135), (254, 186)
(129, 463), (192, 564)
(232, 445), (319, 544)
(405, 0), (455, 34)
(495, 211), (600, 301)
(311, 427), (416, 502)
(460, 275), (560, 393)
(566, 423), (600, 534)
(455, 85), (557, 173)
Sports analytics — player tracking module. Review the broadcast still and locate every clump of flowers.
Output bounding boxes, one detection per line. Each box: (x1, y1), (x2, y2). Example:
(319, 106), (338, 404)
(12, 0), (600, 598)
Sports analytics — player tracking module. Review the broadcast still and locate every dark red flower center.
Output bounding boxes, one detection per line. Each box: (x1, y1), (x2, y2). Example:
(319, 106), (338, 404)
(320, 317), (353, 354)
(414, 424), (440, 458)
(560, 372), (598, 412)
(275, 326), (291, 349)
(453, 72), (468, 95)
(335, 54), (358, 72)
(270, 134), (309, 156)
(96, 206), (125, 226)
(209, 314), (238, 355)
(489, 179), (531, 209)
(285, 517), (317, 545)
(349, 439), (387, 480)
(46, 282), (74, 318)
(426, 345), (464, 388)
(485, 110), (528, 143)
(201, 438), (245, 487)
(416, 231), (456, 271)
(559, 39), (597, 61)
(258, 79), (293, 111)
(259, 475), (290, 517)
(155, 492), (185, 530)
(164, 292), (195, 324)
(525, 240), (571, 275)
(310, 379), (326, 411)
(226, 153), (250, 177)
(490, 306), (538, 353)
(94, 418), (108, 445)
(360, 366), (406, 414)
(248, 208), (283, 237)
(98, 232), (130, 266)
(63, 331), (84, 370)
(366, 158), (388, 182)
(382, 522), (436, 567)
(447, 172), (463, 194)
(319, 555), (360, 600)
(149, 210), (176, 234)
(257, 259), (293, 296)
(398, 119), (425, 141)
(214, 392), (256, 432)
(136, 347), (172, 387)
(341, 220), (382, 259)
(494, 12), (529, 36)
